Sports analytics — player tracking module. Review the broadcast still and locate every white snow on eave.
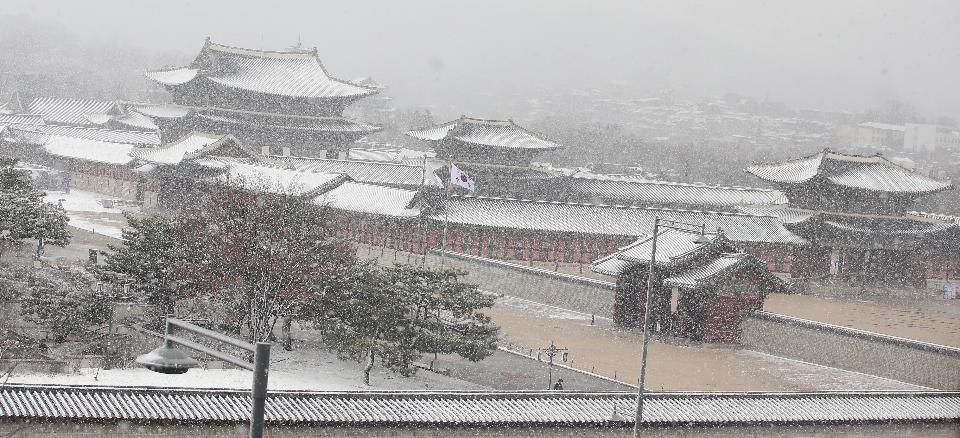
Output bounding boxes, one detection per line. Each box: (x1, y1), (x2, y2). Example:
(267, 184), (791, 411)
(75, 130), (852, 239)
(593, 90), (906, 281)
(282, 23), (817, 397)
(131, 133), (222, 165)
(214, 160), (344, 196)
(313, 181), (419, 218)
(43, 135), (135, 165)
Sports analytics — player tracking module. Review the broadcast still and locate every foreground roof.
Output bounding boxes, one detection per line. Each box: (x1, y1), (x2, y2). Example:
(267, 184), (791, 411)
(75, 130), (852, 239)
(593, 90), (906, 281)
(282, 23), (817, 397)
(745, 149), (951, 194)
(0, 385), (956, 426)
(406, 117), (561, 150)
(432, 196), (805, 244)
(566, 174), (787, 209)
(146, 40), (378, 100)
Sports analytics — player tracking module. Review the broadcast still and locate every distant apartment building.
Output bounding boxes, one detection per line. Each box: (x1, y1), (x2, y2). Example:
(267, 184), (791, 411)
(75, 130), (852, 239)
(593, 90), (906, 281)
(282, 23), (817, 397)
(853, 122), (905, 149)
(904, 123), (960, 151)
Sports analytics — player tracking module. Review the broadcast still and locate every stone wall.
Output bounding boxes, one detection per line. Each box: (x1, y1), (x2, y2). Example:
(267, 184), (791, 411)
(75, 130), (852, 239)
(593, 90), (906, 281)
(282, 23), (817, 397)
(741, 311), (960, 390)
(365, 248), (617, 318)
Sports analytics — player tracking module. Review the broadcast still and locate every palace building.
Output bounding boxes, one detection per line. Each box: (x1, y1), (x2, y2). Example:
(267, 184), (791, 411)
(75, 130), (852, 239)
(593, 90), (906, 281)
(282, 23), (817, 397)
(145, 39), (381, 158)
(742, 149), (957, 286)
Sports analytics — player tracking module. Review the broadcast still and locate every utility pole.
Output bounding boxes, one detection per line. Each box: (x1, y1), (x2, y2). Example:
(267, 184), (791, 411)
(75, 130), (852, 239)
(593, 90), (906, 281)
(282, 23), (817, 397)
(538, 340), (567, 390)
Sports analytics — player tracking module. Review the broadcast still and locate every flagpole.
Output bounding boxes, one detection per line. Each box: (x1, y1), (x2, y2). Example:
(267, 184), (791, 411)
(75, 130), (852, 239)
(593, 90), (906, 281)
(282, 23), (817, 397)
(440, 161), (451, 267)
(419, 156), (428, 266)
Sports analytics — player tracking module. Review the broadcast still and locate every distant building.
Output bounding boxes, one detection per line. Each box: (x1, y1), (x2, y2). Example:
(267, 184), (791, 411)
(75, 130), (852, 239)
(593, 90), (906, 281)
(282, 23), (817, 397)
(405, 116), (562, 198)
(904, 123), (960, 151)
(144, 38), (382, 158)
(849, 122), (905, 150)
(745, 149), (956, 286)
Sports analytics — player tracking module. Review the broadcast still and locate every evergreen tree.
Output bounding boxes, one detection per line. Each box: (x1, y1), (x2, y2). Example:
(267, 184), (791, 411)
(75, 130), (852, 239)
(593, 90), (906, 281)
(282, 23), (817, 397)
(22, 270), (110, 342)
(99, 213), (180, 317)
(316, 265), (498, 385)
(33, 202), (70, 257)
(0, 158), (70, 257)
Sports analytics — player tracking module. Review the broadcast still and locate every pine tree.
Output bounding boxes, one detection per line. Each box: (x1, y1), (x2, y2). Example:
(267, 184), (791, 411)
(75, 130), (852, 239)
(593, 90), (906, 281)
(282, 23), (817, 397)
(0, 158), (71, 257)
(316, 265), (499, 385)
(99, 213), (180, 317)
(22, 270), (110, 342)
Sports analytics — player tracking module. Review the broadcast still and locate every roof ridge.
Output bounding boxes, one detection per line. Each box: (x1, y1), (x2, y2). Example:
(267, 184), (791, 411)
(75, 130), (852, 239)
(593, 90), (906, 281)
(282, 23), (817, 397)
(448, 194), (783, 219)
(267, 155), (422, 169)
(577, 175), (780, 192)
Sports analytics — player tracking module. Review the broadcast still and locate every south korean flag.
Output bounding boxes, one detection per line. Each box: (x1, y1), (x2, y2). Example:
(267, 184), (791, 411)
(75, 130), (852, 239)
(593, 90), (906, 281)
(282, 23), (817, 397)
(449, 163), (476, 193)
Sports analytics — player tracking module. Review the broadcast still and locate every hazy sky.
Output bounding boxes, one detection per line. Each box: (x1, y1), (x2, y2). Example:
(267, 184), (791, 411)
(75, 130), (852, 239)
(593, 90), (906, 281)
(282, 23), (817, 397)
(5, 0), (960, 120)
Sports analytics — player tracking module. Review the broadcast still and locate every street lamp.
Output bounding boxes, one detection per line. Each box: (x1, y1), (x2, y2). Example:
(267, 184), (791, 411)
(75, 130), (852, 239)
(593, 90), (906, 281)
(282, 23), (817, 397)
(137, 317), (271, 438)
(633, 218), (709, 437)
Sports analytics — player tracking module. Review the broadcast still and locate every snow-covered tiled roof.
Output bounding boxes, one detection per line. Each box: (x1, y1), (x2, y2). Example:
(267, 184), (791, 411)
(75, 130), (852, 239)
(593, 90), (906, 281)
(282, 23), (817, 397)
(198, 156), (346, 196)
(146, 40), (379, 100)
(616, 229), (728, 266)
(314, 180), (420, 218)
(0, 385), (956, 425)
(662, 253), (768, 289)
(745, 149), (951, 194)
(432, 196), (805, 244)
(566, 175), (787, 209)
(27, 96), (119, 126)
(198, 109), (380, 133)
(260, 155), (427, 189)
(41, 135), (136, 165)
(128, 103), (193, 119)
(406, 117), (561, 150)
(0, 113), (45, 126)
(7, 124), (161, 146)
(736, 206), (817, 224)
(130, 133), (229, 165)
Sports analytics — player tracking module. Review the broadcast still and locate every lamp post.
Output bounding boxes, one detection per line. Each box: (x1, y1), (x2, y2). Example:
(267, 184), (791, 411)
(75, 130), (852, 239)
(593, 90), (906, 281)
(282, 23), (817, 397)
(136, 317), (271, 438)
(633, 218), (709, 437)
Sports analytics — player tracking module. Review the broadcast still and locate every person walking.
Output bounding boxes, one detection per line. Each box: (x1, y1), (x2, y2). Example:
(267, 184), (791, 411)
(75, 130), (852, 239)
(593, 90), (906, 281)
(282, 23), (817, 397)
(553, 378), (564, 390)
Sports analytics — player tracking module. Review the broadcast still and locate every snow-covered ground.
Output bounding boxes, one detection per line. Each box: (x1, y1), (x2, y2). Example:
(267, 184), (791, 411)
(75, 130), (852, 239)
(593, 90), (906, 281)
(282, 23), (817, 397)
(43, 190), (136, 239)
(8, 332), (490, 392)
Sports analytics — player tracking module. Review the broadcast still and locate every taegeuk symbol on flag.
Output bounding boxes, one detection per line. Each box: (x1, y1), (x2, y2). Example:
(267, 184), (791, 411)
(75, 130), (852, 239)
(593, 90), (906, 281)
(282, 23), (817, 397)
(449, 163), (476, 193)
